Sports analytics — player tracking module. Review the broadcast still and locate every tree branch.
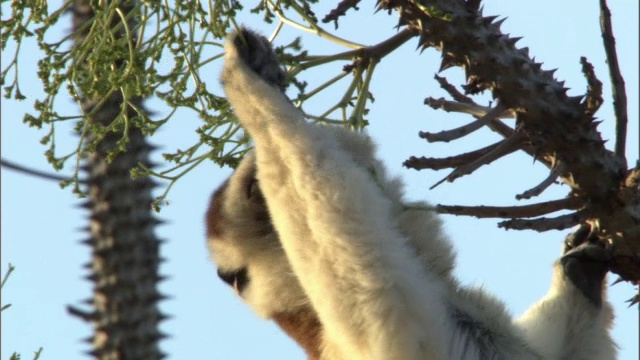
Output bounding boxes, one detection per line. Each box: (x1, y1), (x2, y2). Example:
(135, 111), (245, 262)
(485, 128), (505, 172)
(1, 158), (86, 184)
(516, 163), (566, 200)
(599, 0), (628, 162)
(436, 197), (581, 219)
(431, 131), (525, 189)
(420, 103), (508, 142)
(498, 210), (588, 232)
(404, 141), (500, 170)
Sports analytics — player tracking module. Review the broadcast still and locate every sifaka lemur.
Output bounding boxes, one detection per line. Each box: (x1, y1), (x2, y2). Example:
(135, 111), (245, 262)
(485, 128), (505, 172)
(205, 28), (617, 360)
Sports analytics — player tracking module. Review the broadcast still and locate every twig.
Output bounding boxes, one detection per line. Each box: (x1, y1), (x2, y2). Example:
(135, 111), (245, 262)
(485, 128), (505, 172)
(436, 197), (581, 218)
(579, 57), (603, 117)
(420, 103), (508, 142)
(498, 210), (587, 232)
(1, 158), (86, 184)
(322, 0), (361, 29)
(424, 97), (515, 119)
(599, 0), (628, 162)
(431, 131), (524, 189)
(516, 163), (566, 200)
(404, 141), (501, 170)
(433, 75), (474, 104)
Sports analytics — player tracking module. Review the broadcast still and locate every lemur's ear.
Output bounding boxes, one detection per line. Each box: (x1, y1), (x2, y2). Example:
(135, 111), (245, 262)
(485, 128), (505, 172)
(205, 180), (229, 238)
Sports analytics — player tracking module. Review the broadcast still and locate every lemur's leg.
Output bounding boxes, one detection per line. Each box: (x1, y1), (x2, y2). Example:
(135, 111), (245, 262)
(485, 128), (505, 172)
(221, 29), (451, 359)
(515, 225), (617, 359)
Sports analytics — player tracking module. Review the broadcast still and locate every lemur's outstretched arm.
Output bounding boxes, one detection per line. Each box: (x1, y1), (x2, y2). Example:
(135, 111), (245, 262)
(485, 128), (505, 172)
(221, 28), (451, 359)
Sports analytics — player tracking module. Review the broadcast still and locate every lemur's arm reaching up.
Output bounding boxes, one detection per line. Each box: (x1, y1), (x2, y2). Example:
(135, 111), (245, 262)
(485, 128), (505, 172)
(221, 28), (452, 360)
(213, 28), (617, 360)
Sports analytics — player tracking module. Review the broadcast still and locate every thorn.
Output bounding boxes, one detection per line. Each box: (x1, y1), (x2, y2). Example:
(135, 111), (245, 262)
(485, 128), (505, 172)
(417, 32), (429, 51)
(491, 18), (506, 30)
(481, 15), (498, 26)
(79, 237), (95, 246)
(76, 225), (91, 233)
(626, 295), (640, 307)
(151, 218), (167, 226)
(439, 55), (456, 72)
(67, 305), (97, 321)
(568, 95), (584, 105)
(506, 36), (522, 47)
(520, 47), (529, 57)
(75, 201), (93, 209)
(611, 276), (625, 285)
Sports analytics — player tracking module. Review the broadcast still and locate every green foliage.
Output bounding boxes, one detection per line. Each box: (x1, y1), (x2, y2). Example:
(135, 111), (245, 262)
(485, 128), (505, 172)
(1, 1), (379, 209)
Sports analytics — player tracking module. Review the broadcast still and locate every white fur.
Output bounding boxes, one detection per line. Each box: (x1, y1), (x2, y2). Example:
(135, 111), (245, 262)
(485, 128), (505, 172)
(208, 30), (617, 360)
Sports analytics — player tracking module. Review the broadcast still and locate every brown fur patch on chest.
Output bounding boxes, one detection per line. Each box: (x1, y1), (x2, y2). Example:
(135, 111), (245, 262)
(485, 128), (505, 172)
(272, 308), (323, 360)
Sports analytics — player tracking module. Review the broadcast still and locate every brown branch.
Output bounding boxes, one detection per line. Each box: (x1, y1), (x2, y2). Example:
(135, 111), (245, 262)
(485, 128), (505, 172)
(431, 131), (525, 189)
(364, 27), (417, 60)
(516, 163), (566, 200)
(498, 211), (588, 232)
(599, 0), (628, 162)
(420, 103), (508, 142)
(424, 97), (515, 119)
(579, 57), (603, 117)
(436, 197), (581, 219)
(404, 141), (500, 170)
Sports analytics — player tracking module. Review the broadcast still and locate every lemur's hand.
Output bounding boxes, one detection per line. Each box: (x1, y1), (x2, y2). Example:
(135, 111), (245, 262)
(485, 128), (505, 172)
(229, 29), (286, 90)
(561, 225), (612, 306)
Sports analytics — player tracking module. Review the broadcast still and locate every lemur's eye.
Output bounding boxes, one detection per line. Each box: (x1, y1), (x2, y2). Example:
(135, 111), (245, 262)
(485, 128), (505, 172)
(217, 267), (249, 294)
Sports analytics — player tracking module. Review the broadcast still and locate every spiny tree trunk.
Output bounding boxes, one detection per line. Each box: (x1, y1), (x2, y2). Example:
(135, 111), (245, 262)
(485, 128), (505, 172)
(68, 1), (166, 358)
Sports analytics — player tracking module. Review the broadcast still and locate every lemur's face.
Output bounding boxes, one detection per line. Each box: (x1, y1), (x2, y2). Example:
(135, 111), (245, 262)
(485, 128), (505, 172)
(206, 153), (310, 318)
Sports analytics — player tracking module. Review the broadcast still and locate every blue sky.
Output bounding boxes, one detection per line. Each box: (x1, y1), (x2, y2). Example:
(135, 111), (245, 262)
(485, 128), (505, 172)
(2, 1), (638, 359)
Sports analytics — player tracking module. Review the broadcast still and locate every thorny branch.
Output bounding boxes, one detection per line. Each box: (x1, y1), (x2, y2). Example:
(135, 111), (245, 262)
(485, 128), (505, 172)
(377, 0), (639, 283)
